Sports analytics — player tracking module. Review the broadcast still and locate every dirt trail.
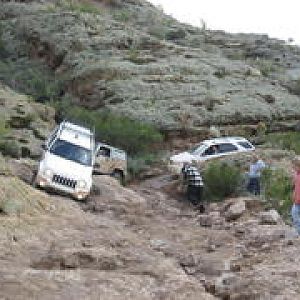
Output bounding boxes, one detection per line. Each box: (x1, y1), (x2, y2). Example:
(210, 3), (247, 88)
(129, 174), (300, 299)
(1, 170), (300, 299)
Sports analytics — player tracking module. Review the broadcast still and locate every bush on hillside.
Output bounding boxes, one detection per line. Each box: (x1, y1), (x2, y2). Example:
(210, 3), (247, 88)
(0, 140), (20, 158)
(203, 161), (243, 201)
(0, 24), (7, 58)
(0, 120), (10, 137)
(127, 153), (163, 180)
(57, 0), (101, 13)
(55, 103), (163, 155)
(265, 132), (300, 154)
(0, 59), (63, 102)
(262, 168), (293, 221)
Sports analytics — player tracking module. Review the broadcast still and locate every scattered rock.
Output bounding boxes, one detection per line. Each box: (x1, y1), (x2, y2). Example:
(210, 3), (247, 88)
(224, 199), (246, 221)
(259, 209), (282, 225)
(198, 211), (225, 228)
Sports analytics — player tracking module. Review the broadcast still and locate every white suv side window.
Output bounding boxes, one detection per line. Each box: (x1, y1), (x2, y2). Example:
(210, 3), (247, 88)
(202, 145), (219, 156)
(97, 146), (111, 158)
(218, 143), (238, 153)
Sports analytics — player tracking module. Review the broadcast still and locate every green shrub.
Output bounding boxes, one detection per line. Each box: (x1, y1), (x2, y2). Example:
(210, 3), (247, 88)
(54, 103), (164, 155)
(127, 153), (162, 180)
(203, 161), (243, 201)
(148, 26), (167, 40)
(8, 114), (36, 129)
(0, 59), (63, 101)
(0, 140), (20, 158)
(113, 9), (132, 22)
(287, 78), (300, 96)
(262, 168), (292, 220)
(265, 131), (300, 154)
(165, 28), (186, 40)
(0, 120), (10, 137)
(0, 23), (6, 58)
(254, 59), (282, 77)
(56, 0), (100, 14)
(0, 198), (24, 215)
(213, 67), (229, 78)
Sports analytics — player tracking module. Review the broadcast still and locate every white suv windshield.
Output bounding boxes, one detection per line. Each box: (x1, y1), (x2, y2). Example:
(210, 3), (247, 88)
(50, 139), (92, 166)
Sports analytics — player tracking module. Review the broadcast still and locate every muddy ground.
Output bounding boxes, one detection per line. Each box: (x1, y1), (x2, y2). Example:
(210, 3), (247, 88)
(0, 164), (300, 299)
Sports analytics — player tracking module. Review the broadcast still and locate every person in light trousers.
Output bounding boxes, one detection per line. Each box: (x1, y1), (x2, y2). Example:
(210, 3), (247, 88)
(247, 154), (266, 195)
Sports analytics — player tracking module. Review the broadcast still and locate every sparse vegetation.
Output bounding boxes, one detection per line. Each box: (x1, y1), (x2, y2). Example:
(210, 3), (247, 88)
(0, 121), (18, 157)
(113, 9), (132, 23)
(213, 66), (229, 78)
(128, 153), (163, 180)
(8, 113), (36, 129)
(0, 59), (64, 102)
(254, 59), (281, 77)
(55, 103), (164, 155)
(262, 168), (292, 220)
(203, 93), (223, 111)
(165, 28), (186, 41)
(203, 161), (243, 201)
(0, 120), (10, 137)
(0, 140), (20, 158)
(0, 23), (7, 58)
(55, 0), (101, 14)
(265, 131), (300, 154)
(148, 26), (167, 40)
(287, 78), (300, 96)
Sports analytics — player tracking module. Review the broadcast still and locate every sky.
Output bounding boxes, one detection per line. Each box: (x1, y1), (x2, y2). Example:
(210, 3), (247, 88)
(148, 0), (300, 45)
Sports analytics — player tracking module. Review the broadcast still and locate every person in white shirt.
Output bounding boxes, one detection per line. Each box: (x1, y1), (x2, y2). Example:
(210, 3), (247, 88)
(246, 154), (266, 195)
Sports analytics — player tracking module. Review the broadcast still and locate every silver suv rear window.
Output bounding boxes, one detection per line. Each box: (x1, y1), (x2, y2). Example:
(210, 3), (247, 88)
(238, 141), (253, 149)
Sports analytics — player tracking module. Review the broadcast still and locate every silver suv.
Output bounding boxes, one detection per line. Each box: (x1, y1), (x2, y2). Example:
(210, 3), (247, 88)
(170, 136), (255, 171)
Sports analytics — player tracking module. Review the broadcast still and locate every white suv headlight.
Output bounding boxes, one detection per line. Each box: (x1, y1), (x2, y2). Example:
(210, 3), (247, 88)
(77, 180), (87, 189)
(44, 169), (53, 178)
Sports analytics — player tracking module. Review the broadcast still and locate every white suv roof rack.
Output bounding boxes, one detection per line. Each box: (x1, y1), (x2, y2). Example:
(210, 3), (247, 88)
(57, 120), (95, 151)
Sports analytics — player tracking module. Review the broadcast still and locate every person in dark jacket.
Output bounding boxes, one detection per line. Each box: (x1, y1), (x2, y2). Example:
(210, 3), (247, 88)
(181, 162), (205, 211)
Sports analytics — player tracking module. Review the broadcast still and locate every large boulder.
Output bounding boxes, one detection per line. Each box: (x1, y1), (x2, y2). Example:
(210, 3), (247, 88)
(224, 198), (246, 221)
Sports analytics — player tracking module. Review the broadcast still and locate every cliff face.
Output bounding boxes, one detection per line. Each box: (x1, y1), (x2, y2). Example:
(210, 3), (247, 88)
(1, 0), (300, 136)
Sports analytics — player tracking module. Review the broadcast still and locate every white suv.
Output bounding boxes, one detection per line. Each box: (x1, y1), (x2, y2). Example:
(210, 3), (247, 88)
(170, 136), (255, 171)
(34, 121), (95, 200)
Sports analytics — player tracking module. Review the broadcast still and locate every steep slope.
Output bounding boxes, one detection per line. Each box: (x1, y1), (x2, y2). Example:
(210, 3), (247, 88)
(1, 0), (300, 137)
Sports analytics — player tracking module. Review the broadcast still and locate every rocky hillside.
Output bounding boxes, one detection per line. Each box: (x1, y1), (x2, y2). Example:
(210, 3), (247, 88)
(2, 2), (300, 299)
(0, 82), (55, 159)
(1, 0), (300, 138)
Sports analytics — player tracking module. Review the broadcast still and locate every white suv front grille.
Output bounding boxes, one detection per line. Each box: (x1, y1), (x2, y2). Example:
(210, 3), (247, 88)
(52, 174), (77, 189)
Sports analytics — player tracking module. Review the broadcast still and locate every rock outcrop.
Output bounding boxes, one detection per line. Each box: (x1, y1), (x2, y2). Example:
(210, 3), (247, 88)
(1, 1), (300, 136)
(0, 83), (55, 158)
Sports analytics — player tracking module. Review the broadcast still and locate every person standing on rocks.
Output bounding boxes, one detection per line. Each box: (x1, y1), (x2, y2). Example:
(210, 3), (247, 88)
(291, 157), (300, 235)
(181, 161), (205, 212)
(246, 154), (266, 195)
